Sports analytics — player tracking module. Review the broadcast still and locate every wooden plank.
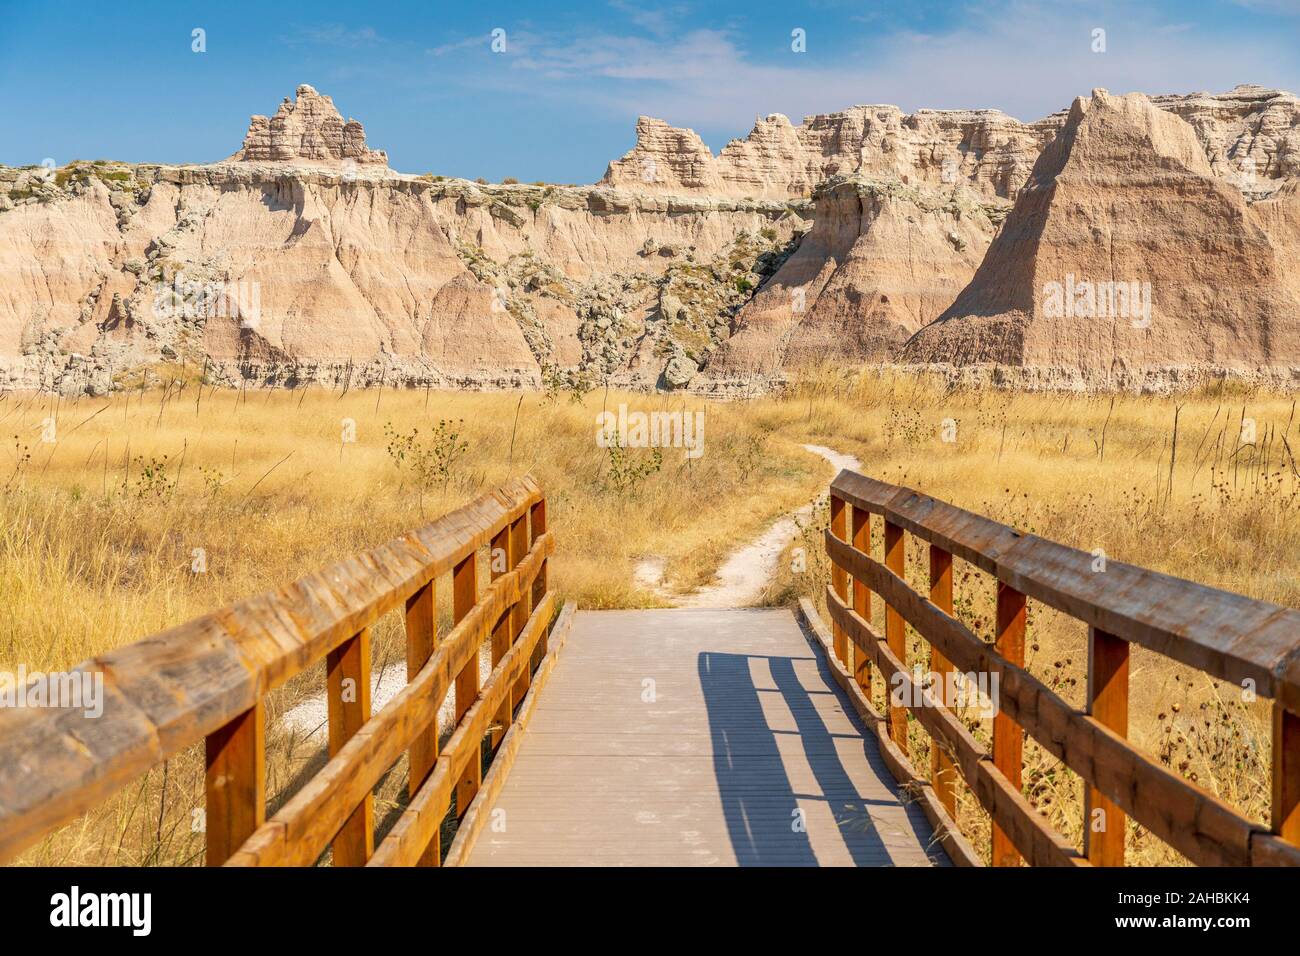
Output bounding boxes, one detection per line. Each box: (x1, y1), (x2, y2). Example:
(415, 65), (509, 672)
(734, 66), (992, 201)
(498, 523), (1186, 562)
(530, 499), (548, 660)
(452, 551), (481, 816)
(404, 581), (439, 866)
(1086, 627), (1129, 866)
(825, 590), (1087, 867)
(327, 628), (373, 866)
(204, 702), (265, 866)
(829, 469), (1300, 711)
(851, 507), (872, 696)
(991, 583), (1026, 867)
(824, 530), (1265, 867)
(468, 605), (950, 868)
(1273, 702), (1300, 847)
(0, 475), (544, 863)
(508, 514), (532, 708)
(225, 534), (553, 867)
(370, 591), (556, 867)
(832, 470), (1017, 575)
(929, 545), (957, 818)
(799, 599), (982, 867)
(884, 520), (907, 748)
(1251, 832), (1300, 866)
(488, 526), (512, 751)
(830, 494), (849, 667)
(444, 601), (576, 866)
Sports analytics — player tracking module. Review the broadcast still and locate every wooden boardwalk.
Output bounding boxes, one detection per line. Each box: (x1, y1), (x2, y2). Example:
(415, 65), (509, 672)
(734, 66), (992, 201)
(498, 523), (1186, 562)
(467, 608), (948, 866)
(6, 472), (1297, 868)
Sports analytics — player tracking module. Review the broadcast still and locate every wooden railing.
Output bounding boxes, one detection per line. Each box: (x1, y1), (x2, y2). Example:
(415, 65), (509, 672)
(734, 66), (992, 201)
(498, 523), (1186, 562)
(820, 468), (1300, 867)
(0, 475), (558, 866)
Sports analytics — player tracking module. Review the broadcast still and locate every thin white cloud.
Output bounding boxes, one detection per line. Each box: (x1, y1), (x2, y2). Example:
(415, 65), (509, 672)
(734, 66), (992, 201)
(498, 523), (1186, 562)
(438, 0), (1298, 140)
(428, 35), (488, 57)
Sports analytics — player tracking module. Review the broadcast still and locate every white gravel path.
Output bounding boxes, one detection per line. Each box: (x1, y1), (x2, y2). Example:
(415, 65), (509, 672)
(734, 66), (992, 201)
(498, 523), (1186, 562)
(284, 444), (859, 738)
(635, 443), (860, 608)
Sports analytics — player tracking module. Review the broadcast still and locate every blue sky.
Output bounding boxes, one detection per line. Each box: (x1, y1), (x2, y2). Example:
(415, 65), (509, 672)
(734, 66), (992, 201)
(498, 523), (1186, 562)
(2, 1), (1297, 182)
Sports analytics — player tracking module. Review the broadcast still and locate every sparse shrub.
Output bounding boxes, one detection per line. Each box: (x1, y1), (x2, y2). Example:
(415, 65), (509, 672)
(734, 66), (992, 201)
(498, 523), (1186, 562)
(603, 441), (662, 494)
(127, 455), (176, 500)
(384, 419), (470, 511)
(198, 466), (225, 498)
(4, 435), (32, 490)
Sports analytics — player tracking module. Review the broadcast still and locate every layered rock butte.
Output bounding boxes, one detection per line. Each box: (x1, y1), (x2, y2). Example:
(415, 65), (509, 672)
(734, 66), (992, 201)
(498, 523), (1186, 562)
(1, 81), (1298, 394)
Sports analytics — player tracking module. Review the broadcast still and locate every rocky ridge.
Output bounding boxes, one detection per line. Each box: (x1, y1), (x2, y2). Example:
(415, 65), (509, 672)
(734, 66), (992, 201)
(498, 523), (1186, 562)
(603, 85), (1299, 203)
(2, 82), (1299, 394)
(0, 154), (806, 394)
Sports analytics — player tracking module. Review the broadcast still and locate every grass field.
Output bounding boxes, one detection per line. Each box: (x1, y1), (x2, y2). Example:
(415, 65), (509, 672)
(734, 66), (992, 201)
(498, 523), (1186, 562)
(2, 367), (1297, 864)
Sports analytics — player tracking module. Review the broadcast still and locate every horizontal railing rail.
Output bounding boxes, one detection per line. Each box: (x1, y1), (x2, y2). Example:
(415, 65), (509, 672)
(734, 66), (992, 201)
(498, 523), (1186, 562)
(821, 468), (1300, 867)
(0, 475), (555, 866)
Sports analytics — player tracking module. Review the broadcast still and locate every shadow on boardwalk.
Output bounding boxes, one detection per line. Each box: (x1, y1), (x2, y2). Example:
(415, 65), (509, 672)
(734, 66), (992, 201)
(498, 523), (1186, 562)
(700, 644), (941, 866)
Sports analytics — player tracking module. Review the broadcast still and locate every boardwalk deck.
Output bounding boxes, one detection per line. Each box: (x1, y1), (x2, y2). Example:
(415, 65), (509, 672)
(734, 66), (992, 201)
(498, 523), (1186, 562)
(466, 608), (948, 867)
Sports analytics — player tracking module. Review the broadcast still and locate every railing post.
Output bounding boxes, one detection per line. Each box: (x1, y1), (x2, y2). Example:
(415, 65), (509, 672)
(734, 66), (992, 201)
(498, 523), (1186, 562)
(204, 702), (265, 866)
(1273, 702), (1300, 848)
(884, 520), (907, 748)
(488, 525), (513, 750)
(851, 507), (872, 697)
(991, 582), (1026, 866)
(830, 494), (849, 667)
(1085, 627), (1129, 865)
(327, 626), (373, 865)
(508, 512), (531, 707)
(452, 552), (481, 815)
(530, 498), (548, 663)
(404, 580), (439, 866)
(928, 545), (957, 818)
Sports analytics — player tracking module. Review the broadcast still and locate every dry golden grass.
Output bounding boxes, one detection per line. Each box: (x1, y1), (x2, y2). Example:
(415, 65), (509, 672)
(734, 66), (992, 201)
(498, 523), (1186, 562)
(0, 381), (825, 864)
(3, 366), (1297, 865)
(765, 365), (1297, 865)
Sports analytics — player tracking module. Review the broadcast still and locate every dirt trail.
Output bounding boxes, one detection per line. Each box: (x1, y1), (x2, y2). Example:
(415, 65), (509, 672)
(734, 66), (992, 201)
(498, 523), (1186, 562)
(635, 444), (860, 608)
(285, 444), (859, 737)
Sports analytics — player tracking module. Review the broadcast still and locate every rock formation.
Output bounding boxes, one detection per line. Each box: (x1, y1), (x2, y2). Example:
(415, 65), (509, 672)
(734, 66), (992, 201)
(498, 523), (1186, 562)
(604, 107), (1058, 200)
(602, 86), (1300, 204)
(2, 82), (1299, 394)
(0, 155), (804, 394)
(706, 177), (1002, 386)
(899, 90), (1300, 388)
(230, 84), (388, 166)
(1150, 85), (1300, 190)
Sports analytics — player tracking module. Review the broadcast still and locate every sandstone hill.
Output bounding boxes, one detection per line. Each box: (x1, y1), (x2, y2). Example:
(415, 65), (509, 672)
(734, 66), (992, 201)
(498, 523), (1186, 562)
(705, 177), (1003, 389)
(1, 83), (1298, 394)
(899, 89), (1300, 389)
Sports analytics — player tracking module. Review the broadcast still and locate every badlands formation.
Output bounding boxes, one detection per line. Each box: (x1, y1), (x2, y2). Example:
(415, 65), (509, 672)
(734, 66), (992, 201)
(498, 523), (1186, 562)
(1, 82), (1298, 394)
